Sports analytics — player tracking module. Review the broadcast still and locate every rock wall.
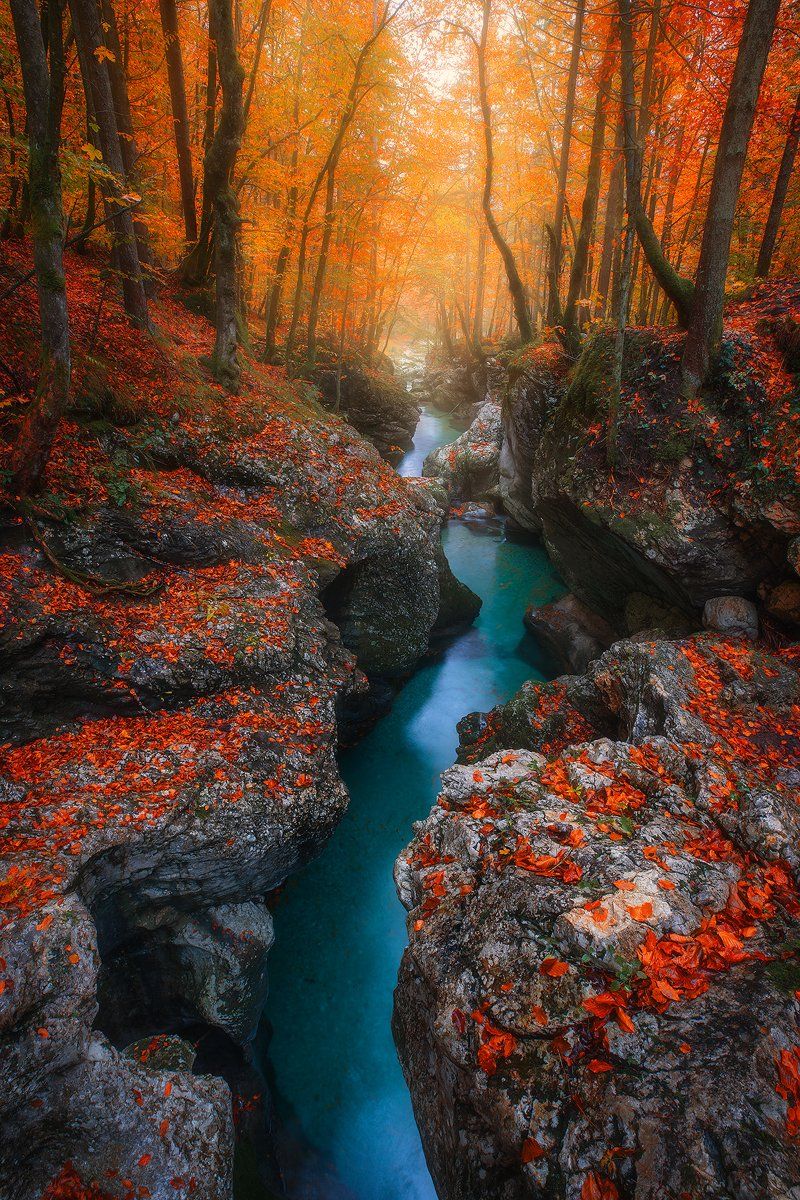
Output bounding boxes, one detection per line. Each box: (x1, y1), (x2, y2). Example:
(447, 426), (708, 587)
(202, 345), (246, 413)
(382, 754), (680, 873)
(0, 250), (477, 1199)
(424, 281), (800, 643)
(312, 361), (421, 464)
(394, 634), (800, 1200)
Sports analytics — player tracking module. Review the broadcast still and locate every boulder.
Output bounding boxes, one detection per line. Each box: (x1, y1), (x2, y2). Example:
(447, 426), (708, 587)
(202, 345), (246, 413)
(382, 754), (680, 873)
(313, 363), (420, 464)
(394, 634), (800, 1200)
(423, 401), (503, 504)
(524, 592), (616, 673)
(702, 595), (759, 640)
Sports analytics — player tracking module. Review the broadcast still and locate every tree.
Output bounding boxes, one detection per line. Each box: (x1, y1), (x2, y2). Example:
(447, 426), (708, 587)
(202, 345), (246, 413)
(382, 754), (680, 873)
(476, 0), (532, 344)
(8, 0), (70, 493)
(680, 0), (782, 396)
(617, 0), (694, 327)
(206, 0), (246, 391)
(547, 0), (585, 324)
(756, 88), (800, 277)
(158, 0), (198, 243)
(560, 31), (617, 355)
(71, 0), (150, 327)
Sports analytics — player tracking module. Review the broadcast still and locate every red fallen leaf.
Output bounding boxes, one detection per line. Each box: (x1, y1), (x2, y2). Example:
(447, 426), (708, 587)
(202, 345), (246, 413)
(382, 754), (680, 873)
(473, 770), (484, 782)
(36, 1027), (49, 1038)
(531, 1005), (548, 1026)
(657, 878), (676, 890)
(159, 1118), (169, 1137)
(521, 1136), (546, 1161)
(680, 1043), (692, 1054)
(539, 957), (570, 977)
(613, 879), (636, 891)
(587, 1058), (613, 1073)
(451, 1008), (467, 1035)
(581, 1171), (619, 1200)
(616, 1007), (635, 1034)
(627, 901), (654, 922)
(164, 1081), (172, 1097)
(138, 1154), (152, 1168)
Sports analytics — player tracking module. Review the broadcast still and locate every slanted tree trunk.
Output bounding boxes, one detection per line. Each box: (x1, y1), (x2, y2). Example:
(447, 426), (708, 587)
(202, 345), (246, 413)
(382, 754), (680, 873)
(71, 0), (149, 327)
(680, 0), (781, 396)
(561, 33), (616, 354)
(206, 0), (245, 391)
(9, 0), (70, 493)
(158, 0), (198, 242)
(756, 87), (800, 277)
(547, 0), (585, 324)
(617, 0), (694, 326)
(477, 0), (533, 343)
(285, 2), (398, 368)
(242, 0), (271, 131)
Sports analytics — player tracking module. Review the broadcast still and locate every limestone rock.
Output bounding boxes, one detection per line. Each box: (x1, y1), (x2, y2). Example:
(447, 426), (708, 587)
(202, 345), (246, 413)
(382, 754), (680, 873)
(394, 634), (800, 1200)
(524, 593), (616, 672)
(702, 595), (759, 640)
(423, 402), (503, 505)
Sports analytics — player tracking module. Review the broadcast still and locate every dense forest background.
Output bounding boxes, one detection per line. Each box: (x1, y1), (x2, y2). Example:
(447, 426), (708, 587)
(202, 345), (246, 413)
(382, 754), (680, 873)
(1, 0), (799, 488)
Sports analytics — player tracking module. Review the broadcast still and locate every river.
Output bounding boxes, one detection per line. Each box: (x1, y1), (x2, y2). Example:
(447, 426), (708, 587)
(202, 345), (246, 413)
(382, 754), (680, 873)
(258, 402), (565, 1199)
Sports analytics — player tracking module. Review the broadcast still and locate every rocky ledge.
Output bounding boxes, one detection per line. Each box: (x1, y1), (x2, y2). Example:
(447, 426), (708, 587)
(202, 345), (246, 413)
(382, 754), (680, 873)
(312, 358), (421, 464)
(0, 248), (477, 1198)
(394, 632), (800, 1199)
(424, 281), (800, 645)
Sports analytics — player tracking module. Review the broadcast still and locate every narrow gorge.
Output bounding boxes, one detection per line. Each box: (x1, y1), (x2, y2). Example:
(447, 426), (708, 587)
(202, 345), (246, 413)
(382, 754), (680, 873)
(1, 0), (800, 1195)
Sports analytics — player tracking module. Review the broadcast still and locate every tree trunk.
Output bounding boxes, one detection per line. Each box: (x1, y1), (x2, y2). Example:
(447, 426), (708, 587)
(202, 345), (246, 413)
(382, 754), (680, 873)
(306, 159), (337, 364)
(99, 0), (154, 286)
(617, 0), (694, 326)
(71, 0), (149, 327)
(477, 0), (533, 343)
(158, 0), (198, 242)
(597, 116), (624, 317)
(181, 39), (217, 283)
(472, 223), (487, 345)
(242, 0), (271, 130)
(284, 2), (398, 368)
(680, 0), (781, 395)
(756, 87), (800, 277)
(561, 33), (615, 354)
(206, 0), (245, 391)
(9, 0), (70, 493)
(547, 0), (585, 324)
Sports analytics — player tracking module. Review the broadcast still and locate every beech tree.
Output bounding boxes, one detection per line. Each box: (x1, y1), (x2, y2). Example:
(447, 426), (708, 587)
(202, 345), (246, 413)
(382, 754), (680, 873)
(756, 88), (800, 278)
(8, 0), (69, 493)
(476, 0), (532, 344)
(71, 0), (150, 327)
(206, 0), (246, 391)
(159, 0), (198, 243)
(680, 0), (782, 396)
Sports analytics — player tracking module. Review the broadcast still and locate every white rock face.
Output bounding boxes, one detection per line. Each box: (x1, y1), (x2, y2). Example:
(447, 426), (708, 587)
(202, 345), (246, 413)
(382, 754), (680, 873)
(702, 595), (759, 639)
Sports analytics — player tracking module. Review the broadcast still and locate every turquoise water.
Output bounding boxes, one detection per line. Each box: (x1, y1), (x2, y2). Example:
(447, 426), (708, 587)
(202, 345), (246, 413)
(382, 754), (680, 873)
(260, 409), (564, 1199)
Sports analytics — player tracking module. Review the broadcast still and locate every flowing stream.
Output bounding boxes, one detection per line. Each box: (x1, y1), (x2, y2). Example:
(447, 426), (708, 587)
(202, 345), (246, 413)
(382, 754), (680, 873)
(259, 402), (565, 1199)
